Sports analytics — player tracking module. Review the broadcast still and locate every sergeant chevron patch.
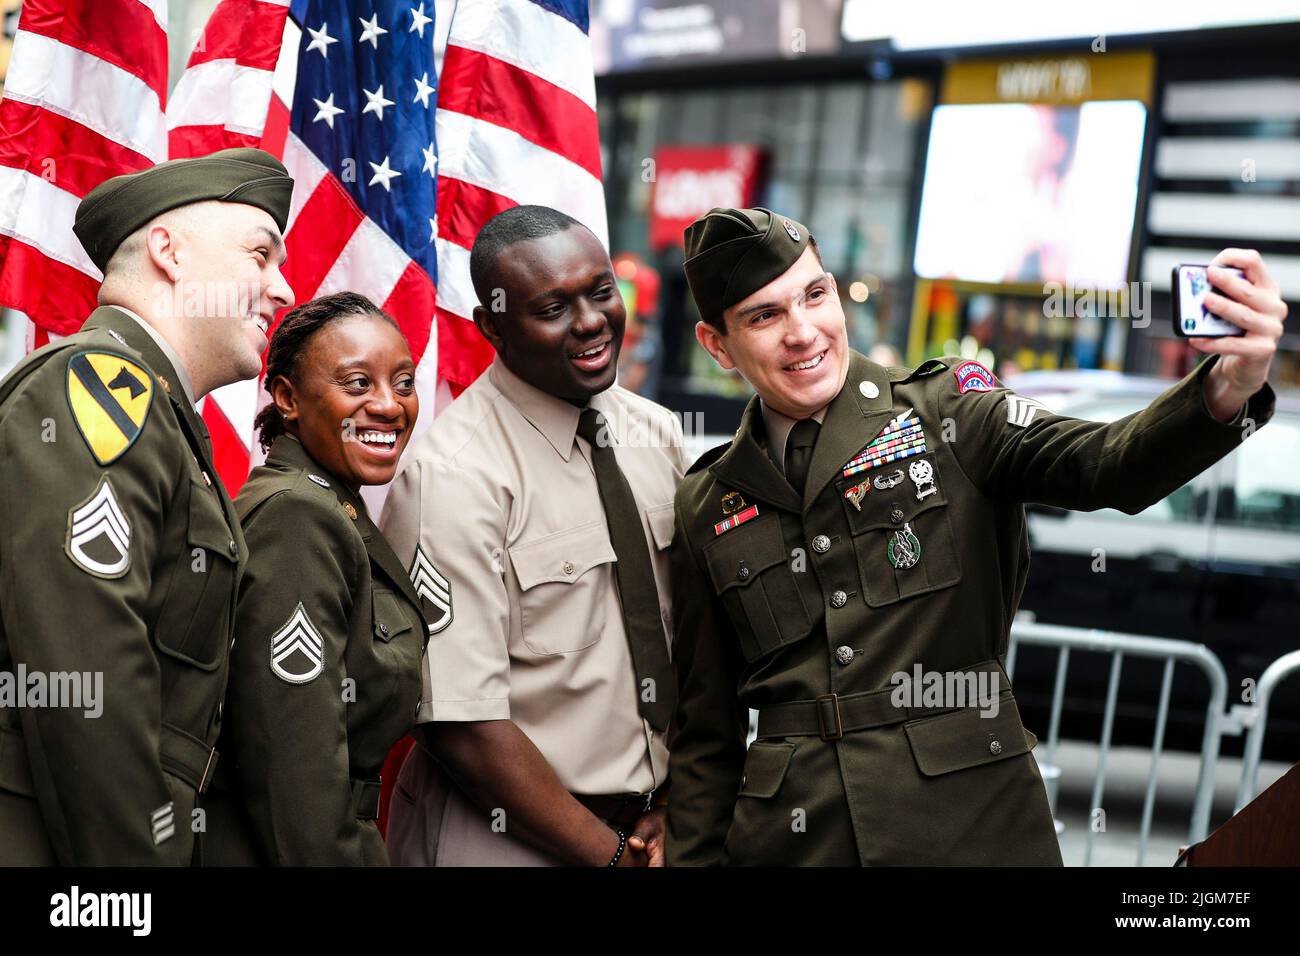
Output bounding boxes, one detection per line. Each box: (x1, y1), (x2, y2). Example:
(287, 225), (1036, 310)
(1005, 394), (1053, 428)
(270, 602), (325, 684)
(409, 546), (452, 634)
(65, 475), (131, 578)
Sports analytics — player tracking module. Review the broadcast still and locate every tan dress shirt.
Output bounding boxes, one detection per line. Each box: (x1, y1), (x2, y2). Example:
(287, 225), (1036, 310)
(380, 357), (688, 864)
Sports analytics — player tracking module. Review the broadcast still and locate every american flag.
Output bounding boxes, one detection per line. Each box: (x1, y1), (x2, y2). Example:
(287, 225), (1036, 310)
(0, 0), (607, 493)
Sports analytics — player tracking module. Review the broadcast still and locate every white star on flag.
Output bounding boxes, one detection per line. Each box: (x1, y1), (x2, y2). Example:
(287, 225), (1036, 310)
(409, 3), (432, 37)
(413, 72), (435, 108)
(306, 22), (337, 58)
(362, 84), (396, 121)
(421, 143), (438, 177)
(369, 156), (402, 191)
(358, 13), (388, 49)
(312, 93), (344, 129)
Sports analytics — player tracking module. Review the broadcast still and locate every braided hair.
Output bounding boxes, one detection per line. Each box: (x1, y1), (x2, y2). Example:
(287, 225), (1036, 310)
(253, 291), (400, 452)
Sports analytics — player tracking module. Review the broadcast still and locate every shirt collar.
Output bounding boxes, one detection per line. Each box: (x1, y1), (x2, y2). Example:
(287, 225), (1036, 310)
(112, 305), (197, 406)
(488, 356), (622, 461)
(760, 401), (828, 474)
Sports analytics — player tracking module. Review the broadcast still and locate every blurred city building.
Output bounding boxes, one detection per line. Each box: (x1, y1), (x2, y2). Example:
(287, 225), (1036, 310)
(593, 0), (1300, 430)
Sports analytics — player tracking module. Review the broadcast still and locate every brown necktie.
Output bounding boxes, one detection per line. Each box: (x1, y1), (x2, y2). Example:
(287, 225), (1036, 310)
(783, 418), (821, 496)
(577, 408), (676, 732)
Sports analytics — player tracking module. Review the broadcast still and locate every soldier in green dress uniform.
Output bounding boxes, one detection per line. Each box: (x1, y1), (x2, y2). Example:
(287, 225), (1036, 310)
(0, 149), (295, 864)
(665, 207), (1287, 865)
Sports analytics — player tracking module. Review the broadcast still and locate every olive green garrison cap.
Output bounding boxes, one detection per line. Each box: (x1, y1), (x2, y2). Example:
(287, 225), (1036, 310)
(74, 147), (295, 272)
(682, 206), (812, 325)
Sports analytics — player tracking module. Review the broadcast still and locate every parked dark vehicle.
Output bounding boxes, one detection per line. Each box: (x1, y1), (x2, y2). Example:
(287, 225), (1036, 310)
(1007, 369), (1300, 761)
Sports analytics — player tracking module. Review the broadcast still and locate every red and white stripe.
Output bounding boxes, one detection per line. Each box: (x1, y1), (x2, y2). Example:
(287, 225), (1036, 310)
(2, 0), (608, 496)
(0, 0), (168, 341)
(433, 0), (608, 397)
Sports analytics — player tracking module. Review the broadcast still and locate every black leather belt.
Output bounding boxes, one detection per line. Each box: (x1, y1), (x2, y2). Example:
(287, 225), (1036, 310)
(573, 791), (655, 830)
(352, 777), (383, 821)
(757, 660), (1008, 742)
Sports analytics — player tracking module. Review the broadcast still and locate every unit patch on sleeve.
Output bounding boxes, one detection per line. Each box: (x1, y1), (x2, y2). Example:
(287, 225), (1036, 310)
(65, 351), (155, 465)
(953, 360), (997, 395)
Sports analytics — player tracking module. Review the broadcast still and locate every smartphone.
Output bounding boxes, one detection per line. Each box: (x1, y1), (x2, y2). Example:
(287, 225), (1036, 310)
(1171, 264), (1246, 338)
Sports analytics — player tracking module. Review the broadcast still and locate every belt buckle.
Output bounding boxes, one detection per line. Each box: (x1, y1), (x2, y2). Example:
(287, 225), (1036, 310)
(816, 693), (843, 741)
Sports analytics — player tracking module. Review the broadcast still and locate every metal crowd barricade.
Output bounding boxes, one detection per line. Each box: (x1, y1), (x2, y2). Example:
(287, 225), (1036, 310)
(1006, 619), (1228, 866)
(1234, 648), (1300, 813)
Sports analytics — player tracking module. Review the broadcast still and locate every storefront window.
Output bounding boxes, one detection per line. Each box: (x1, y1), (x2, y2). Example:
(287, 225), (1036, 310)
(599, 76), (932, 422)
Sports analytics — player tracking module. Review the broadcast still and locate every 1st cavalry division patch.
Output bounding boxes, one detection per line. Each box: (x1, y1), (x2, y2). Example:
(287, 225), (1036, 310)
(66, 351), (155, 465)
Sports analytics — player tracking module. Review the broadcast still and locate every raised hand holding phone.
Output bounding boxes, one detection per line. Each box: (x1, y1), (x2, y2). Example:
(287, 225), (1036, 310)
(1185, 249), (1288, 422)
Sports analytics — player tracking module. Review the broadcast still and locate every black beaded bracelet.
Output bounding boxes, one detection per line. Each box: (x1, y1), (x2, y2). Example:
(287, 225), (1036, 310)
(607, 827), (628, 867)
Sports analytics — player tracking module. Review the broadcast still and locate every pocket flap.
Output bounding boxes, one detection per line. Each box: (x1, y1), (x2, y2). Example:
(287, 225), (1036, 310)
(738, 741), (795, 798)
(509, 521), (616, 591)
(837, 454), (949, 534)
(372, 588), (416, 643)
(646, 502), (675, 551)
(904, 696), (1032, 776)
(187, 482), (237, 558)
(702, 513), (786, 594)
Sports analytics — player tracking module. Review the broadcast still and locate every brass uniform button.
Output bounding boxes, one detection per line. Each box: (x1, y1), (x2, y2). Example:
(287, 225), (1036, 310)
(890, 507), (905, 525)
(738, 563), (751, 581)
(812, 534), (831, 554)
(989, 739), (1003, 756)
(830, 590), (847, 609)
(835, 645), (854, 666)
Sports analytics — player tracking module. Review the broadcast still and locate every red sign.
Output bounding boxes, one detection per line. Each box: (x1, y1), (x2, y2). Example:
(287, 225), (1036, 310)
(649, 145), (768, 251)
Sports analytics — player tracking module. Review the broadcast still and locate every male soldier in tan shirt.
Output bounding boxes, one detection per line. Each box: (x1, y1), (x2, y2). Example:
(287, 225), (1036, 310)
(382, 206), (688, 866)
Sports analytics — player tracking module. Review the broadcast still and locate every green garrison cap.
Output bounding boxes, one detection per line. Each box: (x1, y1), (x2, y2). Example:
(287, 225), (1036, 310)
(74, 147), (295, 272)
(682, 207), (812, 325)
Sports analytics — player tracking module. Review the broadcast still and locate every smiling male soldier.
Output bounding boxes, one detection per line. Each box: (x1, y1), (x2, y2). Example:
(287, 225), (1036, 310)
(382, 206), (688, 866)
(665, 206), (1285, 865)
(0, 148), (295, 864)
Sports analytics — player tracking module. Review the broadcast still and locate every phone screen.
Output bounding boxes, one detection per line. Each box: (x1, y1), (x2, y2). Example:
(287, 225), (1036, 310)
(1174, 265), (1246, 337)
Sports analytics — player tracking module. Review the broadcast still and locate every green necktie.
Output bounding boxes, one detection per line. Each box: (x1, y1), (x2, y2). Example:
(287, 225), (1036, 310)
(783, 417), (821, 496)
(577, 408), (676, 732)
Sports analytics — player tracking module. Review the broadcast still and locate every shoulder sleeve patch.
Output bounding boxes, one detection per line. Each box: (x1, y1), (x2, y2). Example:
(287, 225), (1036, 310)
(952, 360), (999, 394)
(65, 351), (155, 465)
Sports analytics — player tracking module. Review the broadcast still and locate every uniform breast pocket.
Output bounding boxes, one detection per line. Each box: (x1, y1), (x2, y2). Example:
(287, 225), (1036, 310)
(371, 588), (418, 645)
(508, 521), (616, 656)
(702, 513), (811, 663)
(837, 453), (962, 608)
(153, 481), (238, 670)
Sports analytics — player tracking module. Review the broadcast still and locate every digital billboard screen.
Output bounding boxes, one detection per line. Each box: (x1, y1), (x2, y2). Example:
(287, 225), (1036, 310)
(912, 100), (1148, 289)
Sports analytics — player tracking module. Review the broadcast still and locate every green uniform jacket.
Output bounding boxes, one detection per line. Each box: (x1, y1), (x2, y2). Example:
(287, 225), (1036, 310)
(203, 435), (429, 865)
(0, 306), (245, 865)
(666, 350), (1276, 866)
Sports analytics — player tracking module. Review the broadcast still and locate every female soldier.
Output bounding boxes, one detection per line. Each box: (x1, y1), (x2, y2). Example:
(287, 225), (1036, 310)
(204, 292), (429, 865)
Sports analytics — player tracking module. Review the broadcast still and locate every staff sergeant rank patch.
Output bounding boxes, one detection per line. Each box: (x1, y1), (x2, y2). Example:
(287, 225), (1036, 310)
(270, 602), (326, 684)
(410, 546), (452, 635)
(66, 351), (154, 465)
(65, 475), (131, 578)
